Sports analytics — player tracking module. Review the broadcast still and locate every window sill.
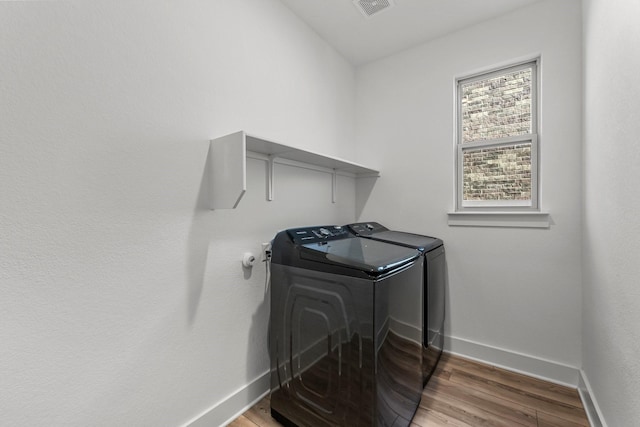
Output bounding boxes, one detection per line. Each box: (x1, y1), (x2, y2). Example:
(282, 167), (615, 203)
(447, 211), (550, 228)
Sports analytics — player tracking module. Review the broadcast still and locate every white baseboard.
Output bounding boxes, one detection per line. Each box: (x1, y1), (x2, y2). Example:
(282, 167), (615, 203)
(578, 369), (607, 427)
(444, 335), (580, 387)
(183, 371), (270, 427)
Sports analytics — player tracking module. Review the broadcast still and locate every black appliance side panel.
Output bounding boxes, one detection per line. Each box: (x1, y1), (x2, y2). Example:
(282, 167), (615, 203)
(374, 260), (424, 427)
(423, 245), (446, 383)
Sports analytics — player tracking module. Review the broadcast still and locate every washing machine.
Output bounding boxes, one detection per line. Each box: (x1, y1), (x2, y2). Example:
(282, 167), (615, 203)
(269, 225), (424, 427)
(346, 222), (445, 386)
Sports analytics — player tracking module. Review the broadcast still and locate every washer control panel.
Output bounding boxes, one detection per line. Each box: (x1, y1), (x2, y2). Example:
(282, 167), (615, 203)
(347, 222), (388, 236)
(287, 225), (350, 244)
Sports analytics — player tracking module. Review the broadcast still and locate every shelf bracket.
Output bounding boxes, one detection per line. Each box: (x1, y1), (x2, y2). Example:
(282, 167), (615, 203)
(209, 131), (246, 209)
(332, 170), (337, 204)
(267, 155), (275, 201)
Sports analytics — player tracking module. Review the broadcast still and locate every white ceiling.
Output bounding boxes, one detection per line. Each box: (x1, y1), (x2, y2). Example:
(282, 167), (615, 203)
(278, 0), (543, 65)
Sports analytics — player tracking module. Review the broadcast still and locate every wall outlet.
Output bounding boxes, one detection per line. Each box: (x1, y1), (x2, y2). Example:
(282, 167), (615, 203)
(261, 242), (272, 261)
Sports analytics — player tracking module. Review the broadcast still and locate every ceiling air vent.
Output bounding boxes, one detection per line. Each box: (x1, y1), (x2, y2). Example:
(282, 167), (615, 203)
(353, 0), (394, 18)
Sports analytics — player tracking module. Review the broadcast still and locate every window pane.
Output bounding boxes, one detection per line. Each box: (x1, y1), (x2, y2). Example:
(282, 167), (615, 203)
(463, 143), (531, 201)
(461, 68), (532, 143)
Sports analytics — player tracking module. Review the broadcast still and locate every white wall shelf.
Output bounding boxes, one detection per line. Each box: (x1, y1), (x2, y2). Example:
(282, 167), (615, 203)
(209, 131), (380, 209)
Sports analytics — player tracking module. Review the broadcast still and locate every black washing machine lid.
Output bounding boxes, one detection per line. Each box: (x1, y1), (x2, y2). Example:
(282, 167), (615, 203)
(299, 237), (420, 275)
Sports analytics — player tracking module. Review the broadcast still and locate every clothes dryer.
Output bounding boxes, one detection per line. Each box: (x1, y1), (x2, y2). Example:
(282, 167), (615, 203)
(270, 225), (424, 427)
(346, 222), (445, 385)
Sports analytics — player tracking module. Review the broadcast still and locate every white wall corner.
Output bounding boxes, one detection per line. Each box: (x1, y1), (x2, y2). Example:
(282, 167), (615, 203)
(578, 370), (607, 427)
(444, 335), (579, 387)
(184, 372), (270, 427)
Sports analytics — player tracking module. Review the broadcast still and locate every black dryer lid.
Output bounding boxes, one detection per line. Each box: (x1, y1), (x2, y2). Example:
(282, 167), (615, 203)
(347, 222), (443, 252)
(368, 230), (443, 253)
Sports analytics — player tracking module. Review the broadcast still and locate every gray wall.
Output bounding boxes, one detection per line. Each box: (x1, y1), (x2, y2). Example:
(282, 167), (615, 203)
(355, 0), (583, 372)
(0, 1), (358, 425)
(582, 0), (640, 424)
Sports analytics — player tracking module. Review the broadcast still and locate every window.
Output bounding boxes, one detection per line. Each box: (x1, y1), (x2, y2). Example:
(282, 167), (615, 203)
(456, 61), (538, 211)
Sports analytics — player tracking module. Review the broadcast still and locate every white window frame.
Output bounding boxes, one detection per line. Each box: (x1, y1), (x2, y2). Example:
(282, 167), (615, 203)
(455, 60), (539, 212)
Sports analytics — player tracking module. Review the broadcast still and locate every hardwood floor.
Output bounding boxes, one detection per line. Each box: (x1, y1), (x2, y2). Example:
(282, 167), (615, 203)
(228, 353), (590, 427)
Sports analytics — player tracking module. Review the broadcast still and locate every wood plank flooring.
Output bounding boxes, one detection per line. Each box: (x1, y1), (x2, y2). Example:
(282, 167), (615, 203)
(228, 353), (590, 427)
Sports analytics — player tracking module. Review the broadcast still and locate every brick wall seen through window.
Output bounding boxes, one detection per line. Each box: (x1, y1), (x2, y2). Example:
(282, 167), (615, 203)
(456, 61), (538, 209)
